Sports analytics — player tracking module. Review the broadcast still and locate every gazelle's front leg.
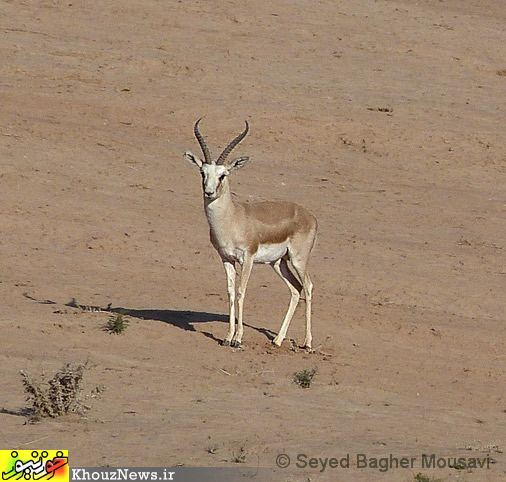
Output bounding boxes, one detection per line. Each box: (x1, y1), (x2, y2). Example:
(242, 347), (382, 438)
(222, 260), (236, 346)
(232, 254), (254, 347)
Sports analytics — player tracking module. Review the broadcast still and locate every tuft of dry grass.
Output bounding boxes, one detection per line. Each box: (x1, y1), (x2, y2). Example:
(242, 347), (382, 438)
(231, 446), (247, 464)
(293, 368), (317, 388)
(21, 362), (88, 420)
(412, 474), (442, 482)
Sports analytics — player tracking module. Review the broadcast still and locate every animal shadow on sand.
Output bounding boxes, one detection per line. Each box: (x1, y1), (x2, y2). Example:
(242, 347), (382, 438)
(64, 298), (276, 345)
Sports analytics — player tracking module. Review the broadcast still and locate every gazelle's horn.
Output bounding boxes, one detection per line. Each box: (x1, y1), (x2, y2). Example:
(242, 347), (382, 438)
(216, 121), (249, 165)
(193, 118), (212, 164)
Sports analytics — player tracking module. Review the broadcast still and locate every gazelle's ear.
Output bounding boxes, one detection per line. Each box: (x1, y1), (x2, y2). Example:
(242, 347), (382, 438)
(184, 151), (204, 169)
(225, 156), (250, 171)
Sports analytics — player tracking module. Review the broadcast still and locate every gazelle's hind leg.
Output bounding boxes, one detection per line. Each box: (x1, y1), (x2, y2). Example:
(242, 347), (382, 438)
(271, 258), (302, 346)
(288, 224), (315, 349)
(292, 259), (313, 350)
(290, 257), (313, 350)
(302, 273), (313, 349)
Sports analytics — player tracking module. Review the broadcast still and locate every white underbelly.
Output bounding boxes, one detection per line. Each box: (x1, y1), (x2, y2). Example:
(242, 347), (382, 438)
(253, 242), (289, 264)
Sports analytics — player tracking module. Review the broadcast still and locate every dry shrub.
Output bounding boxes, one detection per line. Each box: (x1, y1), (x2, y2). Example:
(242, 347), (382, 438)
(293, 368), (317, 388)
(21, 362), (87, 420)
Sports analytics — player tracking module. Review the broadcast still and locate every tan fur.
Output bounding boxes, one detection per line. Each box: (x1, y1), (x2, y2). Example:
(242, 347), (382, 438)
(240, 201), (317, 253)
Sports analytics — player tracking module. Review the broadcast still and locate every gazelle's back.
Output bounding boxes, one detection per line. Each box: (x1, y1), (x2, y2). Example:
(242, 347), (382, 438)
(240, 200), (316, 232)
(237, 200), (317, 256)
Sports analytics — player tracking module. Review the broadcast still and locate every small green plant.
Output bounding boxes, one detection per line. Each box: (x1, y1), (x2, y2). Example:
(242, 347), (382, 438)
(105, 313), (129, 334)
(21, 362), (88, 420)
(293, 368), (317, 388)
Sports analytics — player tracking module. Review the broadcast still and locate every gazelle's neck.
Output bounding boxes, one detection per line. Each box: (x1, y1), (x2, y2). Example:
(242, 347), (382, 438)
(204, 181), (236, 229)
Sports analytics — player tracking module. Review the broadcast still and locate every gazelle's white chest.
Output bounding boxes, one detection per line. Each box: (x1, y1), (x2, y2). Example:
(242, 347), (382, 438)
(214, 240), (247, 264)
(212, 237), (288, 265)
(253, 241), (289, 264)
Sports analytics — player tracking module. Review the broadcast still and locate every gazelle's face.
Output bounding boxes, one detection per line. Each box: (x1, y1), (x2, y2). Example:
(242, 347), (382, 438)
(200, 163), (229, 200)
(184, 150), (250, 202)
(184, 119), (250, 202)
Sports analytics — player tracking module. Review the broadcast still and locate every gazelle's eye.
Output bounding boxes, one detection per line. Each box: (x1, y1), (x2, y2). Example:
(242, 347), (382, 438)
(219, 174), (226, 182)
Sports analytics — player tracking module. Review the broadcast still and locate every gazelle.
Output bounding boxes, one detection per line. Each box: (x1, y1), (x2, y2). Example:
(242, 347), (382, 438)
(184, 119), (317, 349)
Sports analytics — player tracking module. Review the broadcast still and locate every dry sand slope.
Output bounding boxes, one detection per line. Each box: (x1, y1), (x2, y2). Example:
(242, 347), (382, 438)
(0, 1), (505, 481)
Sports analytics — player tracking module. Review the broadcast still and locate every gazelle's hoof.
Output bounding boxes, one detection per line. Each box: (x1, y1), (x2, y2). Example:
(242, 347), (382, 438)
(221, 339), (231, 346)
(271, 337), (283, 347)
(230, 340), (242, 348)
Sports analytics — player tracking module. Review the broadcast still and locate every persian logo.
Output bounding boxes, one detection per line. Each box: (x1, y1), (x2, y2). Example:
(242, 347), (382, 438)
(1, 451), (68, 481)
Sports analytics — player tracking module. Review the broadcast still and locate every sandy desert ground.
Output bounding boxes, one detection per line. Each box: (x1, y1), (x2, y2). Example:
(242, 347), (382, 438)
(0, 0), (505, 481)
